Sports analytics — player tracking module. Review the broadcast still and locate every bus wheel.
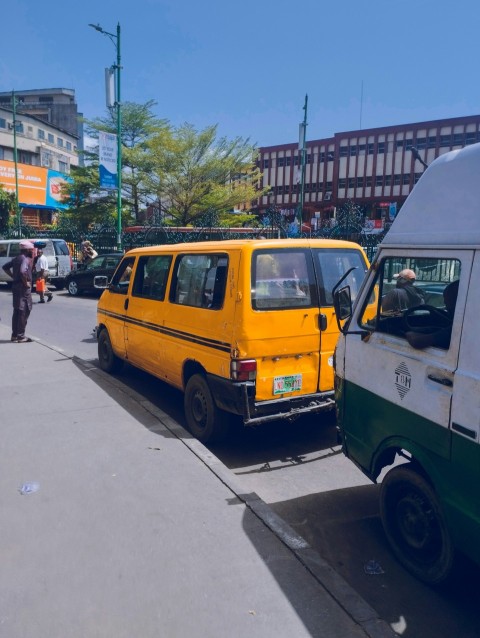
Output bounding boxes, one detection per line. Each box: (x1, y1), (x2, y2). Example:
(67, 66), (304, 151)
(380, 465), (454, 584)
(98, 329), (123, 374)
(184, 374), (228, 444)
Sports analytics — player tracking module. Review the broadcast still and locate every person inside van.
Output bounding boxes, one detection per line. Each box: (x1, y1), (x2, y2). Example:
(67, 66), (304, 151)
(405, 279), (459, 350)
(382, 268), (425, 314)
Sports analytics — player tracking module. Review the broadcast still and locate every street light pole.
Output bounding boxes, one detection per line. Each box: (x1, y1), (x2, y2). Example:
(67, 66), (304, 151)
(297, 94), (308, 234)
(11, 90), (21, 235)
(89, 22), (123, 251)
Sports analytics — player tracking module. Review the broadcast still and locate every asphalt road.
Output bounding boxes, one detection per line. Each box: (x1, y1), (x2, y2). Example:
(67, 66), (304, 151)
(1, 285), (479, 638)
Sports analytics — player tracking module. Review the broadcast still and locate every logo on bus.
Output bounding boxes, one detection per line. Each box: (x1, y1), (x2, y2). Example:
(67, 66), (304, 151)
(395, 362), (411, 400)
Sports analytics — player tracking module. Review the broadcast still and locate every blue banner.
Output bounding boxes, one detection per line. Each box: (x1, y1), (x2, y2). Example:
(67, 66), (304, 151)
(99, 131), (118, 190)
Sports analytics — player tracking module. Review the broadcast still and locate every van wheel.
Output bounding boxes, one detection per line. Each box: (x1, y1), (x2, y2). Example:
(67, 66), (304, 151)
(184, 374), (228, 443)
(380, 465), (454, 584)
(98, 329), (123, 373)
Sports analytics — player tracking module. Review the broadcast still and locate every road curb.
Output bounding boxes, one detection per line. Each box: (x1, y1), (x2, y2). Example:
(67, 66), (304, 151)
(31, 335), (396, 638)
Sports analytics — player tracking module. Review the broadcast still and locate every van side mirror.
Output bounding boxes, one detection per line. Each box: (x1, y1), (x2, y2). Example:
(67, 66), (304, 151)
(94, 275), (109, 289)
(333, 286), (353, 332)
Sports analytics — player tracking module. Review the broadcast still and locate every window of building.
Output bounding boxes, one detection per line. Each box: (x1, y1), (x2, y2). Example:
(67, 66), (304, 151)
(325, 181), (333, 190)
(357, 176), (364, 188)
(132, 255), (172, 301)
(394, 174), (402, 186)
(66, 141), (72, 151)
(396, 140), (404, 150)
(453, 133), (464, 146)
(338, 178), (347, 189)
(440, 134), (452, 147)
(416, 137), (427, 150)
(465, 132), (476, 145)
(39, 96), (54, 103)
(285, 156), (291, 166)
(375, 175), (384, 187)
(48, 133), (54, 143)
(58, 161), (68, 173)
(306, 154), (312, 164)
(358, 144), (366, 155)
(349, 146), (357, 157)
(171, 254), (228, 310)
(38, 129), (45, 140)
(414, 172), (423, 184)
(402, 174), (410, 185)
(0, 118), (6, 129)
(385, 175), (392, 186)
(327, 151), (335, 161)
(339, 146), (348, 158)
(348, 177), (356, 188)
(57, 138), (63, 147)
(277, 157), (285, 167)
(284, 184), (290, 193)
(377, 142), (385, 154)
(367, 143), (375, 155)
(405, 138), (413, 149)
(427, 136), (437, 148)
(366, 176), (372, 187)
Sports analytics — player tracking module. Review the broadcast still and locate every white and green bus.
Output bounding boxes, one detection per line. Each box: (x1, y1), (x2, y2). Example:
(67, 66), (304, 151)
(333, 142), (480, 584)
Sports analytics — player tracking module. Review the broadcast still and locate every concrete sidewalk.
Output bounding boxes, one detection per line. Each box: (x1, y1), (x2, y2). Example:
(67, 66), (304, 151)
(0, 323), (395, 638)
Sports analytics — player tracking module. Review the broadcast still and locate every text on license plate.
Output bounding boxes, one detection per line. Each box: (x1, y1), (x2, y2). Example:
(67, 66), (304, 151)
(273, 374), (302, 395)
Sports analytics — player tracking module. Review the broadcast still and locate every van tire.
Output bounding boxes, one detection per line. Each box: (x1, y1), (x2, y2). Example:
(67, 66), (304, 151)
(380, 465), (454, 584)
(98, 329), (124, 374)
(184, 374), (228, 443)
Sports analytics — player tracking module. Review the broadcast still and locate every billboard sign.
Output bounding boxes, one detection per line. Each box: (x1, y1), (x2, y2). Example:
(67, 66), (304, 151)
(0, 160), (72, 209)
(99, 131), (118, 190)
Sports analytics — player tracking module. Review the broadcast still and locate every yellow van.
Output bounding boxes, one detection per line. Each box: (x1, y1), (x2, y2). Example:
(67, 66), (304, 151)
(96, 238), (369, 442)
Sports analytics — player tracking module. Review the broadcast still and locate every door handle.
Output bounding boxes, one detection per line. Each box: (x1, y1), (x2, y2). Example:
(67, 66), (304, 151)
(427, 374), (452, 387)
(319, 314), (327, 331)
(124, 298), (129, 311)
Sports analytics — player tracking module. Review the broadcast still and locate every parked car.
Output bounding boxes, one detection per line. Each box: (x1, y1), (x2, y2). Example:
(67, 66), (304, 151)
(66, 253), (123, 296)
(0, 238), (72, 289)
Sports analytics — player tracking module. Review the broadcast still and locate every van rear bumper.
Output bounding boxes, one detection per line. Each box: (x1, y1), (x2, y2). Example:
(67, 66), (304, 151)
(207, 374), (335, 426)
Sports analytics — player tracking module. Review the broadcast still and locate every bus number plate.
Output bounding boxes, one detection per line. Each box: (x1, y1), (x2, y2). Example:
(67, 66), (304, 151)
(273, 374), (302, 395)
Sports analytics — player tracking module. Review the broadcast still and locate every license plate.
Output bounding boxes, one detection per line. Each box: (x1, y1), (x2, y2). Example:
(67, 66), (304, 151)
(273, 374), (302, 395)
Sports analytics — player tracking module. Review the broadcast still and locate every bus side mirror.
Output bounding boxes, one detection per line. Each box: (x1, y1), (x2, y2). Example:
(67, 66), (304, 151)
(94, 275), (109, 289)
(333, 286), (352, 331)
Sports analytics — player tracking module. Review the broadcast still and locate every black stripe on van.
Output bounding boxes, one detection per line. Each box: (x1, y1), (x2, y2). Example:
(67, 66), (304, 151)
(98, 309), (232, 354)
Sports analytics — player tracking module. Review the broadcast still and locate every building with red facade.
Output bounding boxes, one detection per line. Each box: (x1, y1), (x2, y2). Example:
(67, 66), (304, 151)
(254, 114), (480, 231)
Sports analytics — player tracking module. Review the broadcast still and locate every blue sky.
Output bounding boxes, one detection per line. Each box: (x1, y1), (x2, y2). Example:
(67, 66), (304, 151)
(3, 0), (479, 147)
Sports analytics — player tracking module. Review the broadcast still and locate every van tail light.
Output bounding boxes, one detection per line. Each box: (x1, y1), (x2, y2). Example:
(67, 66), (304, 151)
(231, 359), (257, 382)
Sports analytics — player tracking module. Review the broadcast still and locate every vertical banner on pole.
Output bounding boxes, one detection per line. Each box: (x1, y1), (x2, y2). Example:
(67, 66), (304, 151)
(99, 131), (118, 189)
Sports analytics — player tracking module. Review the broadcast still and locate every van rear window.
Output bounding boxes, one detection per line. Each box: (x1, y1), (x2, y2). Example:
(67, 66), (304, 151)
(53, 240), (70, 256)
(252, 249), (313, 310)
(314, 249), (367, 305)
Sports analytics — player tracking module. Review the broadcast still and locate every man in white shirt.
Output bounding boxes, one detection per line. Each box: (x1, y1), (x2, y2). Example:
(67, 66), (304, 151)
(35, 249), (53, 303)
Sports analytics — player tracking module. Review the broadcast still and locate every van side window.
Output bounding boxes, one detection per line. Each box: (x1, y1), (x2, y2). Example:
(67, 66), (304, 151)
(313, 248), (367, 305)
(9, 243), (20, 256)
(0, 244), (7, 257)
(359, 257), (461, 349)
(53, 241), (69, 256)
(109, 257), (136, 294)
(170, 254), (228, 310)
(132, 255), (172, 301)
(252, 249), (313, 310)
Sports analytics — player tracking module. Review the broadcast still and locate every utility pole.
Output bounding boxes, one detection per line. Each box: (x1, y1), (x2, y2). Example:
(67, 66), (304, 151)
(89, 21), (123, 251)
(297, 94), (308, 233)
(11, 90), (21, 234)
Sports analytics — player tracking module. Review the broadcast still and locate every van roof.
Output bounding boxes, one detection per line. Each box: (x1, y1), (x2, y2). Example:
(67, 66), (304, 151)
(384, 142), (480, 247)
(125, 238), (365, 255)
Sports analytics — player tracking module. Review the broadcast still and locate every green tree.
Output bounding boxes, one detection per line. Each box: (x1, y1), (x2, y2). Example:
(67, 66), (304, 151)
(147, 124), (265, 226)
(333, 200), (364, 235)
(87, 100), (169, 222)
(0, 185), (15, 233)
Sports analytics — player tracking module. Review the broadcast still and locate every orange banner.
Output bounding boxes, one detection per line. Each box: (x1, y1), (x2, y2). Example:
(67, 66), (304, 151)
(0, 160), (48, 205)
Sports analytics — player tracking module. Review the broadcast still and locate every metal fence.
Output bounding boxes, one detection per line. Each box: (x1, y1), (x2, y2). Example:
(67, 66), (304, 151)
(3, 223), (385, 264)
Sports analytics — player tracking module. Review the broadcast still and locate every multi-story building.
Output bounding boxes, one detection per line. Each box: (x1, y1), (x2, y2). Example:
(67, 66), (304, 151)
(255, 114), (480, 231)
(0, 88), (84, 158)
(0, 106), (79, 227)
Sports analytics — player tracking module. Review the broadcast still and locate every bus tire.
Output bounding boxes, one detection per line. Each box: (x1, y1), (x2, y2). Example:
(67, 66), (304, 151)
(184, 374), (228, 444)
(98, 329), (124, 374)
(380, 465), (454, 584)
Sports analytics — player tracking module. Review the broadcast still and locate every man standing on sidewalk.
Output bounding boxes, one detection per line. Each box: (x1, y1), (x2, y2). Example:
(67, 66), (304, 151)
(2, 240), (34, 342)
(34, 248), (53, 303)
